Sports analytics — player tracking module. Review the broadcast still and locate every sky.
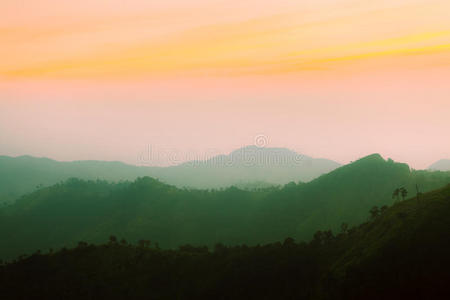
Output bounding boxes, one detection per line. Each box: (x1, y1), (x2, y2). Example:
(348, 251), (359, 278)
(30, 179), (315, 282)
(0, 0), (449, 168)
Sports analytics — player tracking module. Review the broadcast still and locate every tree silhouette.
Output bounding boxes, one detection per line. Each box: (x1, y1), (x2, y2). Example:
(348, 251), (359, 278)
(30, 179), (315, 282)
(77, 241), (88, 248)
(392, 188), (400, 201)
(393, 187), (408, 201)
(109, 235), (117, 244)
(312, 230), (323, 246)
(138, 239), (151, 248)
(283, 237), (295, 247)
(370, 206), (380, 219)
(415, 184), (423, 203)
(323, 230), (335, 244)
(400, 187), (408, 201)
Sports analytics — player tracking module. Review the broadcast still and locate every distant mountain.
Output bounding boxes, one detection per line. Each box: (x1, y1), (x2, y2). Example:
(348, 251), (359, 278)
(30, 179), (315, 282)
(0, 147), (340, 203)
(1, 184), (449, 299)
(156, 146), (341, 188)
(0, 153), (448, 260)
(0, 155), (160, 204)
(428, 159), (450, 171)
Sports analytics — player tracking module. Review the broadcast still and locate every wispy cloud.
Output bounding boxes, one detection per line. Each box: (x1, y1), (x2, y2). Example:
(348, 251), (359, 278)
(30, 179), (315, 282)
(1, 0), (449, 79)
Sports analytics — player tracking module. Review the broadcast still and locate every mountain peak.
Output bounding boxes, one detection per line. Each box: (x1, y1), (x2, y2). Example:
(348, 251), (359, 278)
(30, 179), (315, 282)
(326, 153), (410, 178)
(428, 159), (450, 171)
(228, 145), (306, 161)
(355, 153), (384, 162)
(231, 145), (299, 154)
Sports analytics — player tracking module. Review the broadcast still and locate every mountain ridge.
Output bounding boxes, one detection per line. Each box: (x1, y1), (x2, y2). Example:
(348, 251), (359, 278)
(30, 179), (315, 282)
(0, 147), (340, 203)
(428, 159), (450, 171)
(1, 153), (448, 260)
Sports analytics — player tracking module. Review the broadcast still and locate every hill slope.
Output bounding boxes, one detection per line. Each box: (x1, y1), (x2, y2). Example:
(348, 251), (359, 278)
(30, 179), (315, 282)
(329, 183), (450, 299)
(0, 155), (158, 204)
(0, 147), (339, 203)
(0, 154), (448, 260)
(1, 185), (449, 299)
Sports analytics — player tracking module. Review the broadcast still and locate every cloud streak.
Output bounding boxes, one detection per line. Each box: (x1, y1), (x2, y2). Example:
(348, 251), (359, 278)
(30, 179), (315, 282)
(1, 0), (449, 79)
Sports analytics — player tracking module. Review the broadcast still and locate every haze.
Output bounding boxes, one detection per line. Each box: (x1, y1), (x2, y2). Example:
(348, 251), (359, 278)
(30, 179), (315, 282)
(1, 0), (449, 168)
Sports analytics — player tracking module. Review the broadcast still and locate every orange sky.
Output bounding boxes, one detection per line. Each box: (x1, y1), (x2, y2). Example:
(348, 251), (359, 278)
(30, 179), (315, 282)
(0, 0), (449, 168)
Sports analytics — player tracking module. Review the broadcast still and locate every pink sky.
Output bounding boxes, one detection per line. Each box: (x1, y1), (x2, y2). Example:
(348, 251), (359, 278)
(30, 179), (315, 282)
(0, 0), (449, 168)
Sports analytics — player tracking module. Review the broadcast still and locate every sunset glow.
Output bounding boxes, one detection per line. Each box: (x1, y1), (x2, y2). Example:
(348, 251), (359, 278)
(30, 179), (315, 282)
(1, 0), (450, 79)
(0, 0), (449, 168)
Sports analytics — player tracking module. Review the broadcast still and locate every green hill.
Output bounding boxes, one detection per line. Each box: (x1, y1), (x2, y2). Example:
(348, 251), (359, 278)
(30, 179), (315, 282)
(0, 155), (157, 204)
(0, 148), (339, 203)
(0, 154), (448, 260)
(328, 183), (450, 298)
(1, 184), (449, 299)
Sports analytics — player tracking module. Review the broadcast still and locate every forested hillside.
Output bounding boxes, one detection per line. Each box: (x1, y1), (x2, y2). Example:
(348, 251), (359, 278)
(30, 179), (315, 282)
(1, 154), (448, 260)
(0, 155), (155, 204)
(1, 184), (449, 299)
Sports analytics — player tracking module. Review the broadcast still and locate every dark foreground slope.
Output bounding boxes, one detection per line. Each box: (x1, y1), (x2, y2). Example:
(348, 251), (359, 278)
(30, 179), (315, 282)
(1, 185), (449, 300)
(329, 184), (450, 299)
(0, 154), (449, 260)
